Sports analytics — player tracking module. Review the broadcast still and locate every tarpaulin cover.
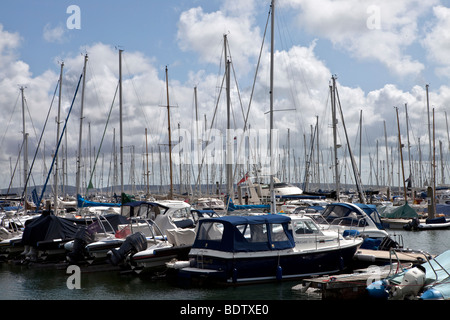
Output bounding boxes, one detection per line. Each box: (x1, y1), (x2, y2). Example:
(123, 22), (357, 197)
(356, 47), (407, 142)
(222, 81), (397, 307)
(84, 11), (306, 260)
(21, 212), (79, 246)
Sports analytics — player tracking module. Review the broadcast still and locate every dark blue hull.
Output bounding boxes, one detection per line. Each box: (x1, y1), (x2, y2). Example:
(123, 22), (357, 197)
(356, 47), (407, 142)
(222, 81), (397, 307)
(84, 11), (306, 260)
(179, 245), (359, 285)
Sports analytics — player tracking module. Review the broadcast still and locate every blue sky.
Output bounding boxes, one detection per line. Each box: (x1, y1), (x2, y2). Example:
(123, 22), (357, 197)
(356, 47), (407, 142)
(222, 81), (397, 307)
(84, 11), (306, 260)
(1, 0), (450, 191)
(1, 0), (436, 91)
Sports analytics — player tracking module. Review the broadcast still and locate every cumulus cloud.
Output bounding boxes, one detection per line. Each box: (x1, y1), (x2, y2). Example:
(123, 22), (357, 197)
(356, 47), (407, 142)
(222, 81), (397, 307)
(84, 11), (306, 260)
(1, 1), (450, 191)
(43, 23), (66, 43)
(176, 1), (262, 76)
(422, 5), (450, 78)
(284, 0), (436, 78)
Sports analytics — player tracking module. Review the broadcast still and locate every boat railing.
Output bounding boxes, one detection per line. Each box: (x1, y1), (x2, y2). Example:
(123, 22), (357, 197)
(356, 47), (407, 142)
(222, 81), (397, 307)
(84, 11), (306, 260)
(388, 249), (445, 282)
(0, 212), (24, 234)
(129, 217), (167, 244)
(423, 252), (450, 284)
(330, 216), (368, 236)
(83, 213), (116, 237)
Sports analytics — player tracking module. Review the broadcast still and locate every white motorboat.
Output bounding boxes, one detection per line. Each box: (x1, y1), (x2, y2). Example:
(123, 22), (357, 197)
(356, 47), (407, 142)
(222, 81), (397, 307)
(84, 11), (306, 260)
(318, 202), (389, 240)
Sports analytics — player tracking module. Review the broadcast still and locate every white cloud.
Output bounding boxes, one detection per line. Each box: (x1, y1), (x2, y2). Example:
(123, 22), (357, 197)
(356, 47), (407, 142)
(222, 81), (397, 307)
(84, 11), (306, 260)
(176, 2), (262, 76)
(422, 5), (450, 78)
(1, 1), (450, 190)
(284, 0), (436, 78)
(43, 23), (66, 43)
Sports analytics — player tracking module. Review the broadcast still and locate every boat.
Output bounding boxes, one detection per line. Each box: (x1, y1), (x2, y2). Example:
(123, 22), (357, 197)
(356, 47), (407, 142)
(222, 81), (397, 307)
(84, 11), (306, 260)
(65, 212), (129, 265)
(254, 178), (303, 202)
(379, 203), (424, 229)
(122, 207), (220, 275)
(66, 200), (199, 268)
(174, 214), (363, 285)
(126, 233), (194, 274)
(366, 249), (450, 300)
(193, 198), (226, 214)
(421, 279), (450, 300)
(414, 216), (450, 230)
(319, 202), (389, 240)
(19, 210), (81, 262)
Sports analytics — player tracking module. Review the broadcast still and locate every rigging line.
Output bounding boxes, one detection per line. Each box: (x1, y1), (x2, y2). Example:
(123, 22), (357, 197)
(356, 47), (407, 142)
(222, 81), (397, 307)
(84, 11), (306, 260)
(234, 7), (271, 175)
(86, 81), (120, 191)
(6, 139), (24, 197)
(230, 6), (272, 188)
(226, 41), (246, 124)
(122, 54), (151, 135)
(87, 60), (109, 117)
(0, 91), (21, 148)
(335, 85), (366, 203)
(37, 73), (83, 209)
(195, 71), (226, 186)
(16, 79), (60, 207)
(23, 96), (39, 144)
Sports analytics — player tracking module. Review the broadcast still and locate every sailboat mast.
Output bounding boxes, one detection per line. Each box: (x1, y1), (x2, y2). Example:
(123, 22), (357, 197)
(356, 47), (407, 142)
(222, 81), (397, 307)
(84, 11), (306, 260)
(20, 86), (28, 203)
(119, 50), (124, 202)
(395, 106), (407, 202)
(426, 84), (432, 187)
(76, 54), (88, 198)
(54, 62), (64, 214)
(384, 120), (391, 197)
(269, 0), (276, 214)
(165, 66), (174, 199)
(194, 86), (201, 196)
(331, 76), (340, 201)
(145, 128), (149, 196)
(224, 34), (233, 200)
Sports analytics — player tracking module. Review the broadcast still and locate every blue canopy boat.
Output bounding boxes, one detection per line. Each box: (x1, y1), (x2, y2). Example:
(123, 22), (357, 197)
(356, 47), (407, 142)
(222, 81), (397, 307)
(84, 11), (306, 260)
(176, 214), (363, 285)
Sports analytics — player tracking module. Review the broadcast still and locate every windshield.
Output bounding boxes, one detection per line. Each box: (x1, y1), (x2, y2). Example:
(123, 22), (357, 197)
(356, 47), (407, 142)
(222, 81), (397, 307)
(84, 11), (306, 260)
(322, 204), (367, 226)
(292, 219), (320, 235)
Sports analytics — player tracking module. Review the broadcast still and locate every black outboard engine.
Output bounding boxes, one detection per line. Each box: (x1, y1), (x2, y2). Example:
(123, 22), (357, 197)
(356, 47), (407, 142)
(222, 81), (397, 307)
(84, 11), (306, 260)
(378, 236), (400, 250)
(67, 226), (96, 264)
(107, 232), (147, 266)
(403, 217), (420, 231)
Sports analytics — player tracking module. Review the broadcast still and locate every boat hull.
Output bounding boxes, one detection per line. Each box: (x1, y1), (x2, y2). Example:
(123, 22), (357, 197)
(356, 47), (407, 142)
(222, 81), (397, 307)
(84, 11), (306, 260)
(178, 244), (360, 285)
(131, 245), (191, 274)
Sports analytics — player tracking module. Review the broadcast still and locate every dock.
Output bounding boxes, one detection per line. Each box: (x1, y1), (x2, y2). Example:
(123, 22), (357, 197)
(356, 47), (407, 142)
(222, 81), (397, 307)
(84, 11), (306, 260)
(293, 263), (412, 300)
(353, 248), (431, 266)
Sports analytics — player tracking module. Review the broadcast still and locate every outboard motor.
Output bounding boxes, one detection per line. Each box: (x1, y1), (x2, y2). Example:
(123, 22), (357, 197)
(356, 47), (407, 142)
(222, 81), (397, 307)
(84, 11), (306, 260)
(367, 265), (426, 300)
(403, 217), (420, 231)
(67, 226), (95, 264)
(107, 232), (147, 266)
(390, 266), (426, 300)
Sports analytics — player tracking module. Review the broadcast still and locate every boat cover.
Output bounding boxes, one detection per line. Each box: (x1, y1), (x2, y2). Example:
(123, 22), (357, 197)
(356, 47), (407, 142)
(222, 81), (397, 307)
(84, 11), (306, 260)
(225, 197), (270, 212)
(379, 203), (418, 219)
(21, 212), (79, 246)
(192, 215), (295, 253)
(324, 203), (385, 230)
(77, 194), (121, 208)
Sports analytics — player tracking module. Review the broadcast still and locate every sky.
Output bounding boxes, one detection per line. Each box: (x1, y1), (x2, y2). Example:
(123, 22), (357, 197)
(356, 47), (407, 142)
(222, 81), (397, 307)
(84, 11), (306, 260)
(1, 0), (450, 195)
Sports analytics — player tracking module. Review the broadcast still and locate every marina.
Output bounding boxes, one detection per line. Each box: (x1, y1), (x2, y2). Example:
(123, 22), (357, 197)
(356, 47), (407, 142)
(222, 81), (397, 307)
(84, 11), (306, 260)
(2, 1), (450, 312)
(0, 227), (449, 301)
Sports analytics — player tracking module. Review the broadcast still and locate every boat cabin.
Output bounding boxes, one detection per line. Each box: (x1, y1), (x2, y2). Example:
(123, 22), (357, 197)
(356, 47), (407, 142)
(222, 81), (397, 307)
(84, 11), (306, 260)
(193, 215), (295, 253)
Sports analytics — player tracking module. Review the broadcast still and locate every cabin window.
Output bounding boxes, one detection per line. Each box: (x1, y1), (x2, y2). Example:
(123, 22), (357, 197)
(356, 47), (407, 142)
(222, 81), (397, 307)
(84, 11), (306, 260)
(197, 222), (223, 241)
(293, 220), (319, 235)
(322, 205), (365, 226)
(269, 223), (290, 242)
(248, 224), (268, 243)
(172, 207), (190, 219)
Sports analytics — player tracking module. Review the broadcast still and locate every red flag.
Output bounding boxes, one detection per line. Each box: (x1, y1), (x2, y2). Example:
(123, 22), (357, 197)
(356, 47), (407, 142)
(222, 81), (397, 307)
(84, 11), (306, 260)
(237, 172), (249, 185)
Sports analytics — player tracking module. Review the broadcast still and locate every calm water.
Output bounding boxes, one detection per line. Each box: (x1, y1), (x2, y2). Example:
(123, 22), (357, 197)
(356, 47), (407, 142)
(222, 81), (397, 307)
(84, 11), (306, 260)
(1, 229), (449, 301)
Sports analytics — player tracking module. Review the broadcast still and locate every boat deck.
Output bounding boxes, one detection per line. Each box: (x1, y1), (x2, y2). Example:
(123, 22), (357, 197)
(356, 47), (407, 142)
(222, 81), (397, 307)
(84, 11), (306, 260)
(354, 248), (431, 265)
(294, 263), (411, 300)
